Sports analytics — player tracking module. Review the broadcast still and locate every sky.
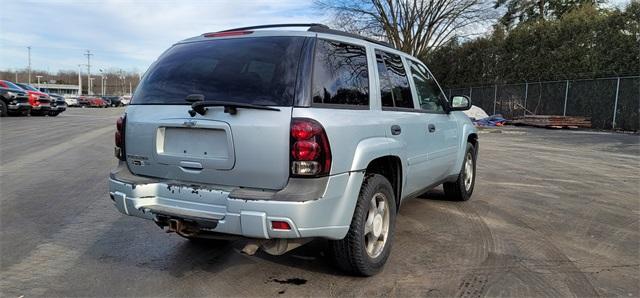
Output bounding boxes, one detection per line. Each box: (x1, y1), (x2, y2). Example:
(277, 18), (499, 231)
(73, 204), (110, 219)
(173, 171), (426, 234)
(1, 0), (320, 73)
(1, 0), (631, 74)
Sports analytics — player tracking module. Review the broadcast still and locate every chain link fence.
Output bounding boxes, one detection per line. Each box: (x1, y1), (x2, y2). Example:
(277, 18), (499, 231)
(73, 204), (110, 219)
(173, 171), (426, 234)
(446, 76), (640, 131)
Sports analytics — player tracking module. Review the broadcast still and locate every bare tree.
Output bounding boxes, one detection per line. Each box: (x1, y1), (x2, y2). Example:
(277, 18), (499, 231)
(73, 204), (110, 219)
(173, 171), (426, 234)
(317, 0), (496, 59)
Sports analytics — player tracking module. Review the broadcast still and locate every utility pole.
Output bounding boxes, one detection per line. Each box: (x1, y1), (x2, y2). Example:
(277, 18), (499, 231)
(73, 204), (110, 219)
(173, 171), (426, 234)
(27, 46), (32, 84)
(129, 81), (132, 95)
(77, 64), (83, 95)
(85, 50), (93, 95)
(99, 69), (105, 96)
(118, 69), (125, 95)
(89, 77), (95, 95)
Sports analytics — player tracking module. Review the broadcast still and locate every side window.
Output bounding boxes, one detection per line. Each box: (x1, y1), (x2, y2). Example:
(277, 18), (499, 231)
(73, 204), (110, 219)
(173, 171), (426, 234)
(312, 39), (369, 106)
(375, 50), (414, 109)
(375, 52), (394, 107)
(408, 60), (446, 113)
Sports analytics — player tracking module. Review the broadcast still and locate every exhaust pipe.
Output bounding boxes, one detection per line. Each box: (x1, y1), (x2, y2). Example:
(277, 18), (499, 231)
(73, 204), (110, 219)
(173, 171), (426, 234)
(241, 238), (312, 256)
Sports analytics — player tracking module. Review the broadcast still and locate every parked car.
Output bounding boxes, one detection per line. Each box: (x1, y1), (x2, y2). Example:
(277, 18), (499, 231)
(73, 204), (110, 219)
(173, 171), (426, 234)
(108, 24), (477, 276)
(77, 96), (107, 108)
(102, 96), (123, 107)
(101, 97), (112, 107)
(64, 96), (79, 107)
(15, 83), (52, 116)
(0, 80), (31, 116)
(88, 97), (108, 108)
(48, 93), (67, 116)
(77, 96), (90, 107)
(120, 95), (131, 105)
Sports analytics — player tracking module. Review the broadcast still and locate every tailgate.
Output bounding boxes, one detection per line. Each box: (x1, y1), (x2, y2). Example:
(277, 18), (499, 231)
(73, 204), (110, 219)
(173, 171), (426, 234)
(124, 105), (292, 190)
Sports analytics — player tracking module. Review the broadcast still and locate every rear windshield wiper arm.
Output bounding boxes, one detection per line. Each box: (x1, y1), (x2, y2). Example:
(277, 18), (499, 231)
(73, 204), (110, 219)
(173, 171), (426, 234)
(188, 100), (280, 117)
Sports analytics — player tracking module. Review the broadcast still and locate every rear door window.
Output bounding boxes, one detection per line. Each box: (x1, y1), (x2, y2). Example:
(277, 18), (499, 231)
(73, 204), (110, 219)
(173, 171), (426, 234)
(133, 36), (305, 106)
(311, 39), (369, 107)
(375, 50), (414, 109)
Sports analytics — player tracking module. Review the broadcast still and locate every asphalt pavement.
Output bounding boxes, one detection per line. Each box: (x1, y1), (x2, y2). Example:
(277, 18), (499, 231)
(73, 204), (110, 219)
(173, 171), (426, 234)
(1, 108), (638, 297)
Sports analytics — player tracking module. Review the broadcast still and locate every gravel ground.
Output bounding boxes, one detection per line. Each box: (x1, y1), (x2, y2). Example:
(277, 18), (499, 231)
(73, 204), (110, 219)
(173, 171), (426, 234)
(1, 108), (638, 297)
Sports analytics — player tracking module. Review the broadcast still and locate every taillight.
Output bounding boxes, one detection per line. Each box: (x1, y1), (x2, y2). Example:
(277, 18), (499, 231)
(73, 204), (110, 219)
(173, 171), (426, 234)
(271, 221), (291, 230)
(115, 115), (126, 160)
(290, 118), (331, 177)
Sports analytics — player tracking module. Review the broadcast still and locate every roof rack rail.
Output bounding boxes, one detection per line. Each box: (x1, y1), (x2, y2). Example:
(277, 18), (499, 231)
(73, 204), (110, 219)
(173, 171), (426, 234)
(219, 23), (329, 32)
(216, 23), (395, 50)
(307, 26), (396, 49)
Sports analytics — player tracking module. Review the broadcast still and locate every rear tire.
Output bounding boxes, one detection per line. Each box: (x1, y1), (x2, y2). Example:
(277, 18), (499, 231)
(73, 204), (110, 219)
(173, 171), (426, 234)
(443, 143), (476, 201)
(0, 101), (7, 117)
(329, 174), (396, 276)
(48, 111), (60, 117)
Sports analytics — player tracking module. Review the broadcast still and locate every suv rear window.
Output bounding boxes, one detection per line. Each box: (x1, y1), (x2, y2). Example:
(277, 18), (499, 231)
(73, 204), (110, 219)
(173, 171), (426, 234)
(133, 37), (305, 106)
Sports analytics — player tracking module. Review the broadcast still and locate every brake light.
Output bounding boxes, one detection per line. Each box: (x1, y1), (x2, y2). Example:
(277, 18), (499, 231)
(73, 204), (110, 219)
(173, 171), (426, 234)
(271, 221), (291, 230)
(203, 30), (253, 38)
(290, 118), (331, 177)
(115, 116), (126, 160)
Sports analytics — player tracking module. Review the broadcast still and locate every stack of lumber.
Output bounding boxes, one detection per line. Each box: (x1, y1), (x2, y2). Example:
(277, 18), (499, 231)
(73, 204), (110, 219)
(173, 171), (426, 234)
(511, 115), (591, 129)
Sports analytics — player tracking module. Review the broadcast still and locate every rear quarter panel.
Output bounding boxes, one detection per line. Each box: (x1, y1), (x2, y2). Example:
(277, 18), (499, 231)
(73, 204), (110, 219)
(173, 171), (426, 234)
(291, 107), (403, 175)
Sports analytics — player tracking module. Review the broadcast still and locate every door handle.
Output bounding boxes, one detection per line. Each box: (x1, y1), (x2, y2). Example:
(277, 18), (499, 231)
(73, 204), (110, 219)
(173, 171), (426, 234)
(428, 124), (436, 133)
(391, 125), (401, 135)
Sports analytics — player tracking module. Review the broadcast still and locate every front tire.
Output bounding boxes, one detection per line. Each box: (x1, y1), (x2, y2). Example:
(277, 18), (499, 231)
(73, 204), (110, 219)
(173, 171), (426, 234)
(0, 101), (7, 117)
(443, 143), (476, 201)
(330, 174), (397, 276)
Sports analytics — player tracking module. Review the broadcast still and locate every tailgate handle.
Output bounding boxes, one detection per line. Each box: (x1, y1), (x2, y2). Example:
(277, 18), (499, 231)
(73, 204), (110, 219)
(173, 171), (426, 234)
(179, 161), (203, 170)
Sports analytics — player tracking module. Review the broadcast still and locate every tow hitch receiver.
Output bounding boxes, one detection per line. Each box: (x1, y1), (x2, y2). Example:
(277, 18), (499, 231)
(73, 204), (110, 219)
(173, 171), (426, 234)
(154, 215), (217, 238)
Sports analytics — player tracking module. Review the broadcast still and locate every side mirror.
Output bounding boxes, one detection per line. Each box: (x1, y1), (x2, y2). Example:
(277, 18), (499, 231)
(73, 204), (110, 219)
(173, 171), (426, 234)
(449, 95), (471, 111)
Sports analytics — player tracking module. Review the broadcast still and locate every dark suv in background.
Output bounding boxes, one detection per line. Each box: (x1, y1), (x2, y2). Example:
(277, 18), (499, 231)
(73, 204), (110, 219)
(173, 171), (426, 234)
(48, 93), (67, 116)
(0, 80), (31, 116)
(102, 96), (123, 107)
(15, 83), (52, 116)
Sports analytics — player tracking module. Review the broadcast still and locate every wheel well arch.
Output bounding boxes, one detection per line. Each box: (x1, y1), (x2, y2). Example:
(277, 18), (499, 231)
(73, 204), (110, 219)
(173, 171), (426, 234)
(467, 133), (478, 153)
(365, 155), (402, 212)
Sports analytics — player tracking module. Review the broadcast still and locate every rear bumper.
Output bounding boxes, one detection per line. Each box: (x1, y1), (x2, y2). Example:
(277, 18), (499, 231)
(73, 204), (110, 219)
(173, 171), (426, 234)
(108, 162), (363, 240)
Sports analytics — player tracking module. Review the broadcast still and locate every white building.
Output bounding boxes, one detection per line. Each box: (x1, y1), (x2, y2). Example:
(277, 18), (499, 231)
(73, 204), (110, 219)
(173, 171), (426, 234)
(33, 83), (80, 95)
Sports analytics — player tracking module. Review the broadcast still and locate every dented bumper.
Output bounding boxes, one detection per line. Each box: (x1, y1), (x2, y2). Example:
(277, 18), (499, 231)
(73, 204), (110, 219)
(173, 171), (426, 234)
(108, 161), (363, 240)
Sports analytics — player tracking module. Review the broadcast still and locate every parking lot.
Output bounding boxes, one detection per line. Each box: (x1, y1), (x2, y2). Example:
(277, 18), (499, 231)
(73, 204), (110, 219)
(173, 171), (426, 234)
(0, 108), (638, 297)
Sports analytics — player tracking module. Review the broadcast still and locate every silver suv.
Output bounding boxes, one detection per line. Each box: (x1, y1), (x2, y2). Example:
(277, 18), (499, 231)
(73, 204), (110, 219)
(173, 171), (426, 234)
(109, 24), (478, 276)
